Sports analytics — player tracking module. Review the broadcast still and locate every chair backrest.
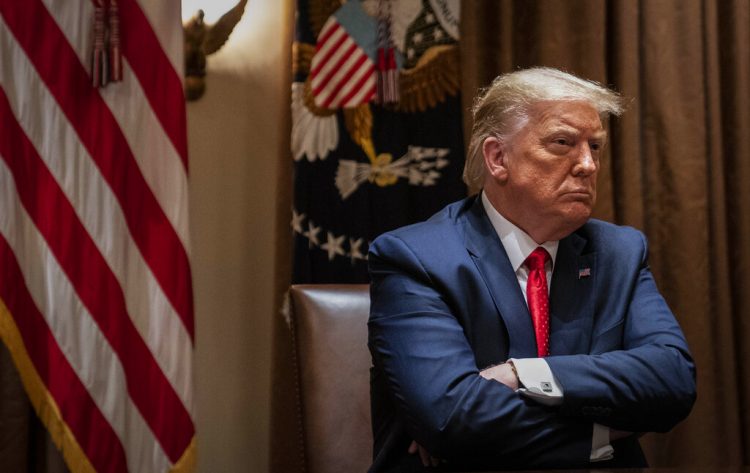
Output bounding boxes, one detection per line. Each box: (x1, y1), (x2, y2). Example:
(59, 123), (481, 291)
(289, 284), (372, 473)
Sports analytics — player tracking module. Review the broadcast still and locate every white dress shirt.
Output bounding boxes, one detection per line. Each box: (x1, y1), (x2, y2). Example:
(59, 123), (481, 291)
(481, 192), (613, 462)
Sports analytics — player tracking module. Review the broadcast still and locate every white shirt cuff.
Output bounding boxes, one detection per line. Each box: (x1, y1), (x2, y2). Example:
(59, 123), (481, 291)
(510, 359), (614, 462)
(590, 423), (614, 461)
(508, 358), (563, 406)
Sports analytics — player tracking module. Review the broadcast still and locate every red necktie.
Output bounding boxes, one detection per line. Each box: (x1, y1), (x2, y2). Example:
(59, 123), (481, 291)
(524, 247), (551, 357)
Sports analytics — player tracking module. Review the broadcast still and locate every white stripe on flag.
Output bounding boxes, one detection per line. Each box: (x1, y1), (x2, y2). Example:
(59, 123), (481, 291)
(327, 60), (374, 109)
(332, 57), (373, 103)
(342, 81), (376, 108)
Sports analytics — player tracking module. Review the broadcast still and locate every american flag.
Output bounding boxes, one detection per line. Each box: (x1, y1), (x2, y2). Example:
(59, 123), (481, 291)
(310, 16), (376, 109)
(0, 1), (194, 472)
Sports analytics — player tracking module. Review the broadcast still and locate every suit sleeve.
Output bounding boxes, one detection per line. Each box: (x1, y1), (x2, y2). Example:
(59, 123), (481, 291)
(368, 232), (594, 468)
(545, 231), (696, 432)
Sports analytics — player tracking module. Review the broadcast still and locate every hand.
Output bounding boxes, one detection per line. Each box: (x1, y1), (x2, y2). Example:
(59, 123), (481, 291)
(479, 362), (519, 390)
(408, 440), (441, 467)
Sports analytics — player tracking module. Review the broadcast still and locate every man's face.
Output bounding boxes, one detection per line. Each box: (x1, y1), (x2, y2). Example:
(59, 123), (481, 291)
(493, 100), (606, 241)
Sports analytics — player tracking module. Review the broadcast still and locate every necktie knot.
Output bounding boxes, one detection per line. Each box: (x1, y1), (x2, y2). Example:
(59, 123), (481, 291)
(525, 247), (550, 272)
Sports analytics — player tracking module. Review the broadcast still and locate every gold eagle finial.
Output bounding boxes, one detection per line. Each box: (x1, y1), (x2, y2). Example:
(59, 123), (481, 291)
(183, 0), (248, 101)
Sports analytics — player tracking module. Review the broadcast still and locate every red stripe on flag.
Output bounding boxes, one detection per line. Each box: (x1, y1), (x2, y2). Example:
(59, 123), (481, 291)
(342, 83), (376, 108)
(0, 85), (193, 462)
(335, 62), (375, 108)
(315, 20), (339, 51)
(114, 0), (188, 171)
(345, 83), (376, 108)
(0, 234), (129, 473)
(312, 41), (358, 96)
(310, 28), (349, 78)
(320, 53), (369, 108)
(0, 0), (195, 340)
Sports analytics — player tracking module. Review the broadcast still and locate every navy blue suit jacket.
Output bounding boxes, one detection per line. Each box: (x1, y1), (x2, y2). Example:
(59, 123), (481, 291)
(367, 196), (696, 472)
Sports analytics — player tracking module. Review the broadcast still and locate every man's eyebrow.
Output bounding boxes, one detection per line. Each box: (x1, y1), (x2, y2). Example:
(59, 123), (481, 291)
(591, 130), (608, 140)
(543, 125), (607, 138)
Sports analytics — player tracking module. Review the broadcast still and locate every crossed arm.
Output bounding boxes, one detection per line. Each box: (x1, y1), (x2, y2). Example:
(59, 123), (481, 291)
(368, 232), (696, 467)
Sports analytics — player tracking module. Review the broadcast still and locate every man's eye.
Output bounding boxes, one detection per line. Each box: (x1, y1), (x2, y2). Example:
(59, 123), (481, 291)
(590, 142), (602, 151)
(552, 138), (569, 146)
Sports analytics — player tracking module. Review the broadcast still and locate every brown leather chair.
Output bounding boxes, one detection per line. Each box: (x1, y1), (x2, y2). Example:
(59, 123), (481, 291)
(289, 284), (372, 473)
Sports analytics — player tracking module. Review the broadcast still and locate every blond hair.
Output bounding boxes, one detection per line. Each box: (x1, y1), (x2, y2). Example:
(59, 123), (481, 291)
(464, 67), (624, 188)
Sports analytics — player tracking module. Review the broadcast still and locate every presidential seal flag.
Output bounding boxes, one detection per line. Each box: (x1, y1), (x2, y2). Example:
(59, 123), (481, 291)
(292, 0), (465, 283)
(0, 1), (195, 472)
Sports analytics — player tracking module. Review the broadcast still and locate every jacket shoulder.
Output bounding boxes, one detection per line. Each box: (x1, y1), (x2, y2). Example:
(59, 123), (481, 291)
(370, 197), (473, 256)
(579, 219), (647, 257)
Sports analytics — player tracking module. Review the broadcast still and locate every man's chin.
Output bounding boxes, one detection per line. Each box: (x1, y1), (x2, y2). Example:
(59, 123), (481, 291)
(557, 206), (592, 234)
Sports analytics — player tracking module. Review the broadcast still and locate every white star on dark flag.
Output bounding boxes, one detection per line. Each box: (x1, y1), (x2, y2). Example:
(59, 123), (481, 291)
(305, 221), (321, 248)
(291, 210), (306, 233)
(321, 232), (346, 260)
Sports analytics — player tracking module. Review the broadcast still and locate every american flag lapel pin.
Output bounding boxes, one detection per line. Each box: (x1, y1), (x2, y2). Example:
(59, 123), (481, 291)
(578, 267), (591, 279)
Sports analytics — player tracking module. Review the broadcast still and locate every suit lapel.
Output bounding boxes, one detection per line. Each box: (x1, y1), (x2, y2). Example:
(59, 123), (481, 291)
(462, 198), (538, 358)
(549, 230), (596, 355)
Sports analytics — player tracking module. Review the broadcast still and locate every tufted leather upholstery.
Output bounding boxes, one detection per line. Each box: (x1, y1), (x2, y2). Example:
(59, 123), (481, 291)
(289, 284), (372, 473)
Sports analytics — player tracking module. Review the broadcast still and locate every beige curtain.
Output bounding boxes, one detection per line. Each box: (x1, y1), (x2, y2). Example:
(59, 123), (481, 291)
(462, 0), (750, 466)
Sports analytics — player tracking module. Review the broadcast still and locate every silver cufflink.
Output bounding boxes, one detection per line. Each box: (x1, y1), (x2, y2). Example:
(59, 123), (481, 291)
(541, 381), (552, 393)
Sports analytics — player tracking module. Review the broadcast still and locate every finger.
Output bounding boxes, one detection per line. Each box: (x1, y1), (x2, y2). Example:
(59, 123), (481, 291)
(418, 446), (430, 467)
(408, 440), (417, 454)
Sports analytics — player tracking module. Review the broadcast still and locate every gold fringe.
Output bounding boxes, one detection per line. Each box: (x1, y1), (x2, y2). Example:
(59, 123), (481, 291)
(0, 298), (95, 473)
(292, 42), (315, 77)
(343, 104), (376, 162)
(303, 79), (337, 117)
(398, 44), (460, 113)
(171, 436), (197, 473)
(307, 0), (343, 38)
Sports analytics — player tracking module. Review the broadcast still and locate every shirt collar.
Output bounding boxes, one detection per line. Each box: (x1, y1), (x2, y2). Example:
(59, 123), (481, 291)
(481, 192), (559, 272)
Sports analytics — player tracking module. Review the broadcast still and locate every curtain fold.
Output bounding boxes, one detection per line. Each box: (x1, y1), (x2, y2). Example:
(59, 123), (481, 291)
(461, 0), (750, 466)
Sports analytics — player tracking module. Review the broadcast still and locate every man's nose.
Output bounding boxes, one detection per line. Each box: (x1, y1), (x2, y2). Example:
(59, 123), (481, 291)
(573, 143), (597, 176)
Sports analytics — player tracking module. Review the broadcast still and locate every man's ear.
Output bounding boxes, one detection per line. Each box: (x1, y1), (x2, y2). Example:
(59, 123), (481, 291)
(482, 137), (509, 182)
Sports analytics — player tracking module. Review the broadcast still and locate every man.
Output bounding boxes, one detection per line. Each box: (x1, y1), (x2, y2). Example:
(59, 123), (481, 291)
(367, 67), (696, 471)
